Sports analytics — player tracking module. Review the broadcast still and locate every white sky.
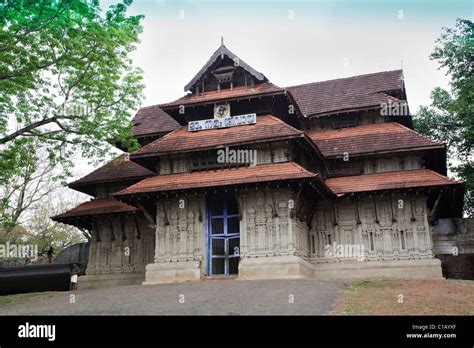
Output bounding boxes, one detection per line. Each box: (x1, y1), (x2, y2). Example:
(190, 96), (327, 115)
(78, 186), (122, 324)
(73, 0), (472, 179)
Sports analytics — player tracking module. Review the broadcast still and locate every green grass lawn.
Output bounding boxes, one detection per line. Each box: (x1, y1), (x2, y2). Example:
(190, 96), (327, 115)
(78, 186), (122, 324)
(0, 291), (57, 308)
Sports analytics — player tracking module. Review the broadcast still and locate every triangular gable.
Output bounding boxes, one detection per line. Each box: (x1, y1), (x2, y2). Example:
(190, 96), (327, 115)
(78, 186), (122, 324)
(184, 43), (267, 92)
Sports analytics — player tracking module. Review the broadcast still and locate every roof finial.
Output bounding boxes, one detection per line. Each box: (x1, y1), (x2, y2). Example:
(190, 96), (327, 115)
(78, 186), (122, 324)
(221, 36), (224, 46)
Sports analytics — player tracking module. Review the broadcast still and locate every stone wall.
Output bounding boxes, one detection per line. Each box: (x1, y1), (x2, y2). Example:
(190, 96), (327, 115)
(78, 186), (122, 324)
(144, 189), (443, 282)
(433, 218), (474, 279)
(310, 194), (434, 262)
(154, 195), (206, 266)
(435, 254), (474, 280)
(238, 188), (314, 279)
(239, 188), (306, 259)
(87, 214), (154, 275)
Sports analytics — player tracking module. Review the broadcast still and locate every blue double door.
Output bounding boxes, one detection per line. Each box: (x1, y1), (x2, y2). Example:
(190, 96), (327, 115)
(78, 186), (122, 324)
(207, 196), (240, 275)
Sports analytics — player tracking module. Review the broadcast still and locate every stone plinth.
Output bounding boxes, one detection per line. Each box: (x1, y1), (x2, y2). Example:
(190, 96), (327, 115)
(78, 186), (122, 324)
(238, 255), (314, 280)
(143, 261), (201, 284)
(312, 258), (443, 279)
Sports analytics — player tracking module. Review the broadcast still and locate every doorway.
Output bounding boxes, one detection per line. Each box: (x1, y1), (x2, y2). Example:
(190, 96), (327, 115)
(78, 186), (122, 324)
(207, 196), (240, 275)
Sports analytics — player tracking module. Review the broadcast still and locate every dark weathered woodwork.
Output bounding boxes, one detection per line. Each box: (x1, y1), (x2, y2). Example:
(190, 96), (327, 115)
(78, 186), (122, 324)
(108, 217), (116, 241)
(161, 201), (169, 226)
(390, 194), (397, 223)
(134, 214), (141, 240)
(373, 196), (380, 224)
(137, 203), (156, 226)
(332, 202), (338, 226)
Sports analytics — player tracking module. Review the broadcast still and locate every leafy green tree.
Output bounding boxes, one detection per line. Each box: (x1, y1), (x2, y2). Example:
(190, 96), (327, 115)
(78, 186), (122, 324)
(0, 0), (144, 227)
(0, 142), (65, 238)
(414, 18), (473, 216)
(24, 191), (87, 255)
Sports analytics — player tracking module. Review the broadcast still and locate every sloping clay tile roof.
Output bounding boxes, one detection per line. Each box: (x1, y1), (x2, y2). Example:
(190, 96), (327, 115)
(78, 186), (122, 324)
(326, 169), (462, 195)
(307, 122), (443, 158)
(132, 115), (303, 157)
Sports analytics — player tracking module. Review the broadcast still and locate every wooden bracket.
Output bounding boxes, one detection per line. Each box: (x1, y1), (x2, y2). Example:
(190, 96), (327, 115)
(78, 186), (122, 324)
(134, 215), (141, 240)
(355, 198), (362, 225)
(119, 215), (127, 241)
(263, 189), (278, 218)
(108, 217), (116, 242)
(410, 196), (416, 222)
(373, 196), (380, 224)
(332, 202), (339, 226)
(198, 199), (203, 222)
(270, 190), (279, 218)
(390, 194), (397, 223)
(137, 202), (157, 227)
(94, 220), (101, 243)
(306, 200), (318, 229)
(429, 190), (443, 218)
(161, 201), (169, 226)
(291, 186), (303, 219)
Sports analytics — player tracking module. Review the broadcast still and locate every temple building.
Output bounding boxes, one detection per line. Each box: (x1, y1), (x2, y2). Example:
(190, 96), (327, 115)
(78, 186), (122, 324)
(53, 43), (464, 288)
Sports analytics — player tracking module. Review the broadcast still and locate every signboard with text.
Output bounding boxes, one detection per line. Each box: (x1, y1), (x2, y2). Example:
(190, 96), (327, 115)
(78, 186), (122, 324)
(188, 113), (257, 132)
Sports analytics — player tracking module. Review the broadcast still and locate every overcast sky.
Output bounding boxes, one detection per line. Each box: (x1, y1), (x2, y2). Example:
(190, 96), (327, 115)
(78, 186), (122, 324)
(74, 0), (472, 178)
(121, 0), (471, 109)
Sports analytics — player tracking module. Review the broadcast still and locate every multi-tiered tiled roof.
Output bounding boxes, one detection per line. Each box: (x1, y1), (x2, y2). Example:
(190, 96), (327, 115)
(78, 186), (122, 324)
(54, 44), (464, 223)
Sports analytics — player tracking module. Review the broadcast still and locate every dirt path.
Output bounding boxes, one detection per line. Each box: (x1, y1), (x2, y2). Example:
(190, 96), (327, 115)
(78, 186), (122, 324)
(332, 278), (474, 315)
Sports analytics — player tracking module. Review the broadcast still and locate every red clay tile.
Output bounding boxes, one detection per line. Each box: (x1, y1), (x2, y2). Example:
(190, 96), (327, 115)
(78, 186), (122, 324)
(161, 82), (283, 108)
(133, 105), (179, 137)
(132, 115), (303, 157)
(287, 70), (404, 117)
(69, 155), (154, 187)
(308, 122), (443, 158)
(326, 169), (462, 195)
(114, 162), (321, 196)
(52, 198), (138, 220)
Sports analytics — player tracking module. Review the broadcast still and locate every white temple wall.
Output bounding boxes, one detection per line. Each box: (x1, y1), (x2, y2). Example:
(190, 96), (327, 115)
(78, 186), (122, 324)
(86, 214), (155, 276)
(154, 195), (206, 265)
(309, 194), (434, 263)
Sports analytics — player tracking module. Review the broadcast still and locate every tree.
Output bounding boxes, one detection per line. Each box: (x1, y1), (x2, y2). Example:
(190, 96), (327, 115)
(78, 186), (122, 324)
(24, 190), (88, 255)
(0, 0), (144, 225)
(414, 18), (474, 217)
(0, 140), (91, 246)
(0, 141), (66, 239)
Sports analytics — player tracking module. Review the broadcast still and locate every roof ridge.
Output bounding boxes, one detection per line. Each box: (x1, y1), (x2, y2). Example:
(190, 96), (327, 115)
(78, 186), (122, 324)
(264, 115), (303, 134)
(290, 161), (318, 177)
(285, 69), (403, 89)
(138, 104), (161, 111)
